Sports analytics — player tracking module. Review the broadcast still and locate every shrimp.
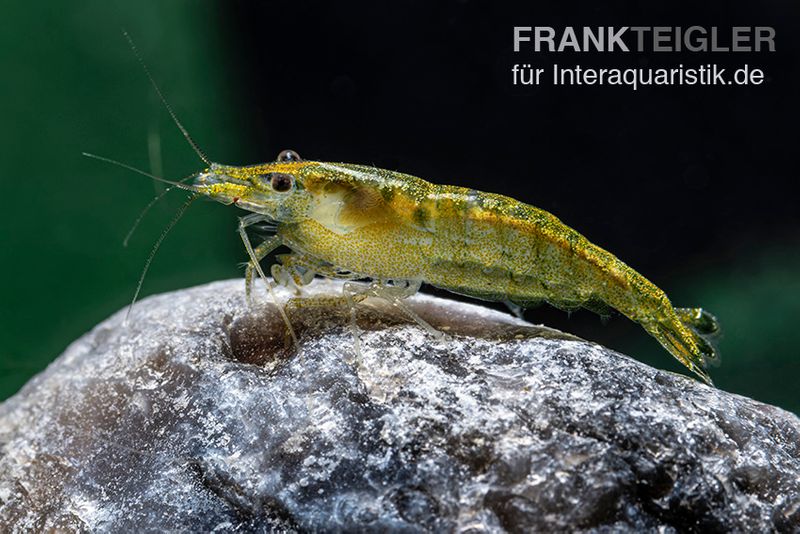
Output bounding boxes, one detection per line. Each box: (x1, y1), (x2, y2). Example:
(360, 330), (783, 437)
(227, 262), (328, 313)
(95, 31), (719, 384)
(188, 152), (720, 384)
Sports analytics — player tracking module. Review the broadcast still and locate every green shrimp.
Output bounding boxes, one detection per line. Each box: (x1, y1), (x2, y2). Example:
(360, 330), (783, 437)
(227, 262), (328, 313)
(94, 32), (720, 384)
(188, 151), (720, 384)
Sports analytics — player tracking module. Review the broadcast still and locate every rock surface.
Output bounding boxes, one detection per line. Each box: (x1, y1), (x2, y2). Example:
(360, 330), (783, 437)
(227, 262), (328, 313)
(0, 279), (798, 532)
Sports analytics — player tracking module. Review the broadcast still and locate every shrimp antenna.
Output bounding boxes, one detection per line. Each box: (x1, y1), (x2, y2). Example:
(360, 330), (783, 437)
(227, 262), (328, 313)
(125, 193), (199, 324)
(121, 29), (212, 167)
(123, 171), (198, 247)
(124, 188), (171, 247)
(82, 152), (198, 192)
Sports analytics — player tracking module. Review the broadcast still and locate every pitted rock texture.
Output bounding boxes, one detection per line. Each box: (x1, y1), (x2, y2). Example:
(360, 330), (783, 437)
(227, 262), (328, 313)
(0, 279), (798, 532)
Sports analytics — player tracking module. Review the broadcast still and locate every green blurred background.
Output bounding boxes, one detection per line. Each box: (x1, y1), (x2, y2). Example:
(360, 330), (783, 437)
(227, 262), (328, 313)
(0, 2), (244, 397)
(0, 2), (797, 414)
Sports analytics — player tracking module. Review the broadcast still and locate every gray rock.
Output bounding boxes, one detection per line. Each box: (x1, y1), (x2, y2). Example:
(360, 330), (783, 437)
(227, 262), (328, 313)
(0, 279), (798, 532)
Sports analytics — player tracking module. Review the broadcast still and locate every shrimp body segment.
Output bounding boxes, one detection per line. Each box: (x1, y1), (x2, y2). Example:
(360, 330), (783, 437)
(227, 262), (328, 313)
(193, 156), (720, 384)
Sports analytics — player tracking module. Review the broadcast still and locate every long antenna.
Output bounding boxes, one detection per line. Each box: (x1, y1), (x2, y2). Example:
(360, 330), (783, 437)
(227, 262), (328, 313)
(124, 187), (172, 247)
(82, 152), (197, 192)
(122, 29), (212, 166)
(125, 194), (199, 324)
(122, 171), (198, 247)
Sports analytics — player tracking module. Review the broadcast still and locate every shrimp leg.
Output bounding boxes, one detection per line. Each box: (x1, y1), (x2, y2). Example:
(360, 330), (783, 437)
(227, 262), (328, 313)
(244, 235), (283, 303)
(343, 280), (448, 341)
(271, 253), (362, 296)
(238, 218), (298, 347)
(282, 283), (369, 355)
(268, 253), (366, 353)
(275, 253), (362, 284)
(342, 280), (448, 365)
(286, 279), (442, 365)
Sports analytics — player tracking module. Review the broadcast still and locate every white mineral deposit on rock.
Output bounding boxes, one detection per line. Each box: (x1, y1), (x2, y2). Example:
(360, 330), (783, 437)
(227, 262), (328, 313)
(0, 279), (798, 532)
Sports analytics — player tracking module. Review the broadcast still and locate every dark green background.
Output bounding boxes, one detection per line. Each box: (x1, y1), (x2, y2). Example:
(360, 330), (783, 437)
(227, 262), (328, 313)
(0, 2), (244, 397)
(1, 2), (798, 414)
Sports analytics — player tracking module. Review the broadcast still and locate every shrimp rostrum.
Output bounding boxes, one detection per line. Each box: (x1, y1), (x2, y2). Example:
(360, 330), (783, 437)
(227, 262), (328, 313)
(189, 150), (720, 384)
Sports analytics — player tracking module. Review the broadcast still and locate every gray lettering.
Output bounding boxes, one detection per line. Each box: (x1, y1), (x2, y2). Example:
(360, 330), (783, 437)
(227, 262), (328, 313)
(583, 27), (604, 52)
(513, 26), (532, 52)
(711, 27), (729, 52)
(558, 27), (581, 52)
(607, 26), (630, 52)
(653, 26), (671, 52)
(684, 26), (707, 52)
(755, 26), (776, 52)
(534, 26), (555, 52)
(732, 27), (751, 52)
(629, 27), (649, 51)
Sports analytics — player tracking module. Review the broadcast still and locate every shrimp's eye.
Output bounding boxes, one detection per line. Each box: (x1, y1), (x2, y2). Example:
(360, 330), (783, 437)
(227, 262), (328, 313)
(277, 149), (301, 162)
(269, 172), (294, 192)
